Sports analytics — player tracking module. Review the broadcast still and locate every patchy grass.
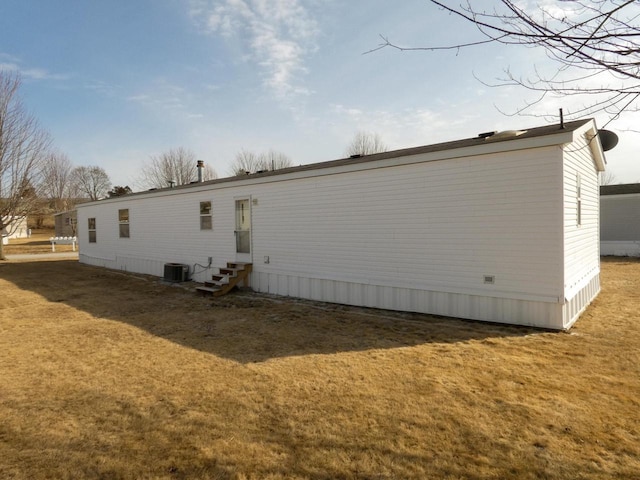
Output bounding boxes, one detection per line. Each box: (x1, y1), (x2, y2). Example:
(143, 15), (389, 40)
(0, 255), (638, 479)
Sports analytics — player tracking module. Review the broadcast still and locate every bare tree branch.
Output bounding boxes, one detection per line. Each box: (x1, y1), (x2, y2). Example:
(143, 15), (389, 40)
(370, 1), (640, 124)
(40, 151), (74, 212)
(138, 147), (217, 189)
(70, 165), (112, 201)
(345, 132), (388, 156)
(229, 149), (293, 176)
(0, 71), (52, 259)
(600, 170), (618, 185)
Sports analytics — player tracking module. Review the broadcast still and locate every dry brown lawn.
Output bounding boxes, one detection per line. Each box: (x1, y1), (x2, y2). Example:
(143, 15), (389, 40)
(3, 229), (76, 255)
(0, 248), (638, 479)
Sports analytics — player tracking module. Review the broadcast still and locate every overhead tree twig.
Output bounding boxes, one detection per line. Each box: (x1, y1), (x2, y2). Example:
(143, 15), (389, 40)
(369, 0), (640, 125)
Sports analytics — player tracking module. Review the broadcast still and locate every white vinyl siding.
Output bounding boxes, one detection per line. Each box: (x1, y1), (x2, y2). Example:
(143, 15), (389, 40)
(78, 146), (565, 327)
(252, 148), (563, 301)
(600, 193), (640, 257)
(601, 194), (640, 241)
(562, 132), (601, 327)
(76, 121), (603, 329)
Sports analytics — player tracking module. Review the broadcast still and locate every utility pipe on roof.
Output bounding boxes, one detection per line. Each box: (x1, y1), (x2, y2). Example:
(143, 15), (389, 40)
(197, 160), (204, 183)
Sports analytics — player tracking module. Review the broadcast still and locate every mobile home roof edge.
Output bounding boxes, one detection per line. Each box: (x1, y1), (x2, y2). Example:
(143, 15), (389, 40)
(79, 118), (596, 207)
(600, 183), (640, 196)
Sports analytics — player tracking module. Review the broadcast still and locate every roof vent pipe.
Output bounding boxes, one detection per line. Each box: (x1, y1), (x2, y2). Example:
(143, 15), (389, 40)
(559, 108), (565, 129)
(197, 160), (204, 183)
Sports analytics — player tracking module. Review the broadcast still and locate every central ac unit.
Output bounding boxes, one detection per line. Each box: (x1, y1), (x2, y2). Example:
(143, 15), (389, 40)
(164, 263), (189, 282)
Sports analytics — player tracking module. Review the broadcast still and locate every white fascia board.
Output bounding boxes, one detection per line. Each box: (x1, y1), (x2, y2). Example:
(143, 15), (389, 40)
(576, 119), (606, 172)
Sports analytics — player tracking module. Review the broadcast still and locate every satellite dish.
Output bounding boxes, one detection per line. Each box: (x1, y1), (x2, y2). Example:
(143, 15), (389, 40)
(599, 130), (619, 152)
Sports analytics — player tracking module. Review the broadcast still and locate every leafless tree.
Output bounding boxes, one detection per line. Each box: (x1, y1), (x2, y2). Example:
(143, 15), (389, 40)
(40, 151), (74, 212)
(261, 150), (294, 171)
(229, 149), (260, 176)
(138, 147), (217, 189)
(371, 1), (640, 126)
(70, 165), (112, 201)
(600, 170), (618, 185)
(345, 131), (388, 156)
(0, 72), (52, 260)
(229, 149), (293, 175)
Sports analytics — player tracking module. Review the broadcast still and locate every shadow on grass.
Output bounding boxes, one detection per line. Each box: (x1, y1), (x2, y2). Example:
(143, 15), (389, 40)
(0, 260), (544, 363)
(10, 239), (52, 246)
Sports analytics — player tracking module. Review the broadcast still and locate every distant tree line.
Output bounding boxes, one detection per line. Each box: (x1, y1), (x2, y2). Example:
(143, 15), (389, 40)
(1, 67), (393, 261)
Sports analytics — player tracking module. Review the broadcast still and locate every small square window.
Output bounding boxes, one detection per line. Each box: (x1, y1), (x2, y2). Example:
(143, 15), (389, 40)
(200, 201), (212, 215)
(119, 223), (130, 238)
(200, 216), (212, 230)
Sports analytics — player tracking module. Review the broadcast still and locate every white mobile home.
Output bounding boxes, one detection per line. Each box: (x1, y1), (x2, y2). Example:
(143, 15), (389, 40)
(600, 183), (640, 257)
(77, 119), (607, 330)
(1, 216), (28, 245)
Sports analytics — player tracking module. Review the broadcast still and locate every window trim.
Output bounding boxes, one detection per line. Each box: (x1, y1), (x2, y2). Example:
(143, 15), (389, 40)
(118, 209), (130, 238)
(576, 173), (582, 227)
(88, 217), (97, 243)
(200, 201), (212, 230)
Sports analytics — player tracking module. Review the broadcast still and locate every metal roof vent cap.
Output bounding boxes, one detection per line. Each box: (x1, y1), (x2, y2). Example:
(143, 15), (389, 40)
(485, 130), (527, 141)
(478, 131), (497, 139)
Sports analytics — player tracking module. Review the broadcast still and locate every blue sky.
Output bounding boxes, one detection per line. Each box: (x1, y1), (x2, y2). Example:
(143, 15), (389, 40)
(1, 0), (638, 187)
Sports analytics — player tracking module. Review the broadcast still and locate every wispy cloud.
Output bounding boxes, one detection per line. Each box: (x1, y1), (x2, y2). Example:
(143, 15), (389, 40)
(0, 58), (69, 81)
(127, 79), (204, 119)
(189, 0), (319, 101)
(84, 80), (120, 97)
(330, 103), (476, 148)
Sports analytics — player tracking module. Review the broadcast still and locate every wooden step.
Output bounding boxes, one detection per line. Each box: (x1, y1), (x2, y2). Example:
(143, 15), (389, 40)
(196, 286), (220, 295)
(197, 262), (252, 297)
(227, 262), (251, 269)
(219, 267), (241, 276)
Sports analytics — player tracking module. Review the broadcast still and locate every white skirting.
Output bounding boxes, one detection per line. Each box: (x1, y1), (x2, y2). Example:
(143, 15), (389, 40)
(562, 273), (600, 329)
(601, 241), (640, 257)
(79, 254), (600, 330)
(251, 271), (575, 330)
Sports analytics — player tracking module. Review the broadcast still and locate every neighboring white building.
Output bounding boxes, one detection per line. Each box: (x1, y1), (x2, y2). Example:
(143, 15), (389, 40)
(77, 119), (607, 330)
(600, 183), (640, 257)
(1, 216), (28, 245)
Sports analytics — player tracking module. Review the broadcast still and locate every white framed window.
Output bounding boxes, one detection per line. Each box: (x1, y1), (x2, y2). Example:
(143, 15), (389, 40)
(118, 209), (130, 238)
(576, 173), (582, 227)
(200, 201), (212, 230)
(88, 218), (97, 243)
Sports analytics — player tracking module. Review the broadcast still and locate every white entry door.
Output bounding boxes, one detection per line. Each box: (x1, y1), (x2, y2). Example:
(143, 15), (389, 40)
(234, 198), (252, 263)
